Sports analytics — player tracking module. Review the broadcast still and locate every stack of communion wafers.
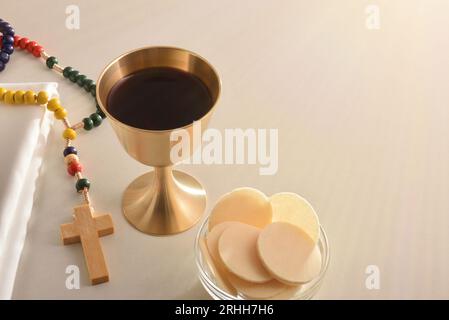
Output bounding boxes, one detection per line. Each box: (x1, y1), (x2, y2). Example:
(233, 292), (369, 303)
(199, 187), (323, 299)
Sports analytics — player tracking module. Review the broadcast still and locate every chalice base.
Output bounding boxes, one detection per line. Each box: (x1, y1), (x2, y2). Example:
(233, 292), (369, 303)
(122, 169), (206, 236)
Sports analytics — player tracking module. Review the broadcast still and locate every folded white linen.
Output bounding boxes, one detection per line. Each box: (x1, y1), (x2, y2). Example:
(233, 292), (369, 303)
(0, 82), (57, 299)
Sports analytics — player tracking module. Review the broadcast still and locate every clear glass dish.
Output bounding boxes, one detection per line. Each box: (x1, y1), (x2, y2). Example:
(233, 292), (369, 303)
(195, 216), (330, 300)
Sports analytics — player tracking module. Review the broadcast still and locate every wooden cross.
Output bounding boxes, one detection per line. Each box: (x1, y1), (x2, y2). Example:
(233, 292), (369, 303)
(60, 204), (114, 285)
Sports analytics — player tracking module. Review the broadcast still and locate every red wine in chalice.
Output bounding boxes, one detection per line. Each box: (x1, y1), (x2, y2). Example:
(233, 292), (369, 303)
(107, 67), (213, 130)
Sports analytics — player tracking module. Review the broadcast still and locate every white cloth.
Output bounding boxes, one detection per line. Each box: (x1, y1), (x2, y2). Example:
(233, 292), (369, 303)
(0, 83), (57, 299)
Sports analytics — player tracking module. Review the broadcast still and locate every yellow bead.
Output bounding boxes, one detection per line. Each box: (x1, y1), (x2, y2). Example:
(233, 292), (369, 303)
(24, 91), (36, 104)
(14, 90), (25, 104)
(54, 108), (68, 120)
(63, 128), (77, 140)
(47, 98), (60, 111)
(36, 91), (49, 104)
(64, 154), (79, 165)
(4, 91), (15, 104)
(0, 88), (7, 101)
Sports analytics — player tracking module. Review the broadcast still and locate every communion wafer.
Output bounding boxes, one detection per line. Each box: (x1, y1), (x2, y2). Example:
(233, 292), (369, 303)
(218, 223), (272, 283)
(257, 222), (321, 284)
(270, 192), (320, 243)
(199, 237), (237, 296)
(208, 187), (272, 231)
(206, 221), (246, 264)
(227, 273), (287, 299)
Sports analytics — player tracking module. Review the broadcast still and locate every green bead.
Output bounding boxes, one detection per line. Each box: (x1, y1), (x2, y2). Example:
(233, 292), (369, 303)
(83, 79), (94, 92)
(76, 178), (90, 192)
(95, 100), (106, 118)
(90, 84), (96, 97)
(63, 66), (73, 78)
(76, 74), (87, 87)
(96, 108), (106, 119)
(90, 113), (102, 127)
(46, 56), (58, 69)
(83, 117), (94, 130)
(69, 70), (80, 82)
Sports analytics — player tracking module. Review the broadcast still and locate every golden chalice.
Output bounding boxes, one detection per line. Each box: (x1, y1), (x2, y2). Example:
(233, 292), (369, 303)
(96, 47), (220, 236)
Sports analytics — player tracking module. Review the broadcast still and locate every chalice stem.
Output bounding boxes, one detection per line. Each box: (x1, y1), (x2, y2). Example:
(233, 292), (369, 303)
(122, 166), (206, 235)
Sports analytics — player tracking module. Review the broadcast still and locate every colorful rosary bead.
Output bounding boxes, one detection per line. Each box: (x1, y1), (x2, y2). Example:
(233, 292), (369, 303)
(76, 178), (90, 192)
(47, 98), (60, 111)
(82, 117), (94, 131)
(96, 109), (106, 119)
(32, 45), (43, 58)
(64, 153), (79, 165)
(90, 84), (96, 97)
(0, 21), (14, 34)
(0, 87), (7, 100)
(0, 52), (9, 63)
(54, 107), (67, 120)
(62, 66), (73, 78)
(24, 90), (36, 104)
(63, 146), (77, 157)
(76, 74), (87, 86)
(19, 37), (30, 50)
(46, 56), (58, 69)
(2, 34), (14, 45)
(68, 161), (83, 176)
(68, 69), (80, 82)
(1, 19), (15, 71)
(83, 79), (94, 92)
(5, 29), (15, 37)
(90, 113), (102, 127)
(36, 91), (49, 104)
(63, 128), (77, 140)
(13, 35), (21, 47)
(4, 90), (15, 104)
(26, 40), (38, 53)
(14, 90), (25, 104)
(2, 44), (13, 54)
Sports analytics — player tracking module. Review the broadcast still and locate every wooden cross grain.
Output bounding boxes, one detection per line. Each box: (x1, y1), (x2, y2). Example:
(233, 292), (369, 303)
(60, 204), (114, 285)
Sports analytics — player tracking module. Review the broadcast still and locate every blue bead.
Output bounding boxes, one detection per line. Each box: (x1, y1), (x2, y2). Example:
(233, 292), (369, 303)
(0, 20), (14, 71)
(63, 146), (78, 157)
(3, 27), (14, 36)
(0, 52), (9, 63)
(2, 35), (14, 45)
(2, 44), (13, 55)
(0, 22), (11, 30)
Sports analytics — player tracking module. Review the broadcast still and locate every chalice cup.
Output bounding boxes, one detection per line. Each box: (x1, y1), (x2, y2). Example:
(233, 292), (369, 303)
(96, 47), (221, 236)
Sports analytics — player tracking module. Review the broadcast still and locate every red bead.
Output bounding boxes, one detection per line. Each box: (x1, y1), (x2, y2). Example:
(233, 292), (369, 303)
(0, 36), (2, 44)
(27, 41), (38, 53)
(32, 45), (43, 58)
(19, 37), (30, 50)
(68, 161), (83, 176)
(14, 35), (21, 47)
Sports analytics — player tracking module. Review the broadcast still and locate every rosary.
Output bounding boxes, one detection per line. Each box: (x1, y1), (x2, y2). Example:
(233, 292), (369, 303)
(0, 18), (114, 285)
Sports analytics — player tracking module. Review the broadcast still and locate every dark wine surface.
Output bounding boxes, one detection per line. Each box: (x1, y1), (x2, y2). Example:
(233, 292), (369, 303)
(107, 67), (213, 130)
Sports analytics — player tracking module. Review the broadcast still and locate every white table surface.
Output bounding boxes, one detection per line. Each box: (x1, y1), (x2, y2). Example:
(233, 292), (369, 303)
(1, 0), (449, 299)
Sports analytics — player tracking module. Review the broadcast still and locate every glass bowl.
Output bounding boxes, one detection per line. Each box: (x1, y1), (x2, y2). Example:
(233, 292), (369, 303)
(195, 216), (330, 300)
